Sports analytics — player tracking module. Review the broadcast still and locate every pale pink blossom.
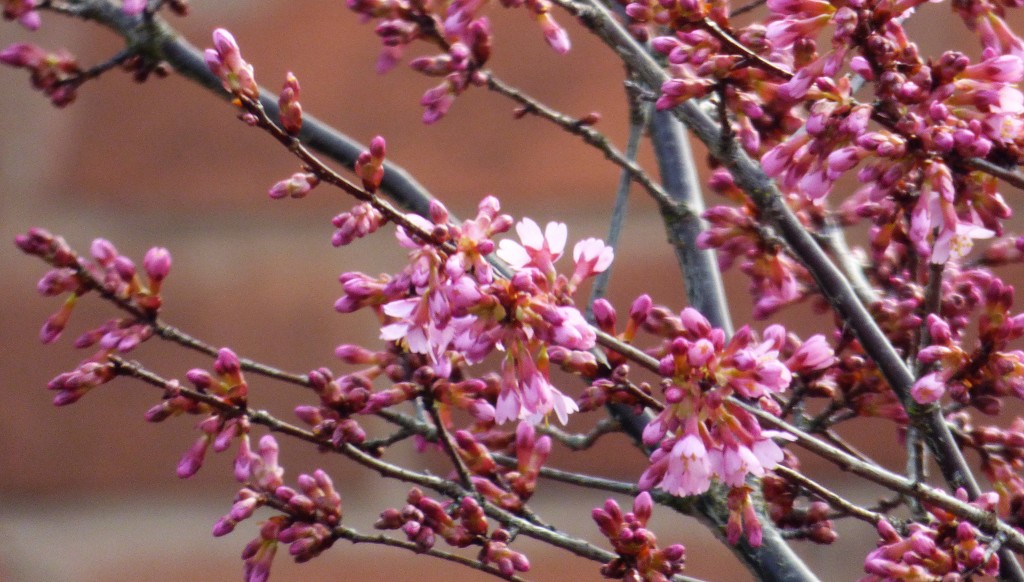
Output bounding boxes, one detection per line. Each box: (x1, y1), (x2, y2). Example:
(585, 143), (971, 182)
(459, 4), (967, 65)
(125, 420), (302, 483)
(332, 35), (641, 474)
(495, 342), (578, 425)
(497, 218), (567, 273)
(931, 220), (995, 264)
(911, 372), (946, 404)
(569, 238), (614, 286)
(785, 334), (836, 372)
(661, 433), (712, 495)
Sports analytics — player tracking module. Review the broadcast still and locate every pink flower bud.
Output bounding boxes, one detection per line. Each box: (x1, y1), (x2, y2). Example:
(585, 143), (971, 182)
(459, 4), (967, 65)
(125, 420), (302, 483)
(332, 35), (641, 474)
(207, 29), (258, 99)
(911, 372), (945, 404)
(177, 435), (210, 478)
(632, 491), (652, 525)
(122, 0), (146, 15)
(143, 247), (171, 283)
(40, 295), (76, 344)
(0, 42), (44, 67)
(278, 72), (302, 135)
(268, 172), (319, 199)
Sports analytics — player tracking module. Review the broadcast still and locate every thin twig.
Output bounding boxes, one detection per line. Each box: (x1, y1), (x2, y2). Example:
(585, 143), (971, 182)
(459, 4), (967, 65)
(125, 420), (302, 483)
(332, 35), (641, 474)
(423, 393), (479, 494)
(108, 356), (621, 565)
(730, 0), (767, 16)
(589, 91), (650, 311)
(60, 244), (311, 388)
(538, 418), (621, 451)
(484, 73), (689, 219)
(336, 526), (530, 582)
(774, 466), (892, 528)
(236, 94), (455, 253)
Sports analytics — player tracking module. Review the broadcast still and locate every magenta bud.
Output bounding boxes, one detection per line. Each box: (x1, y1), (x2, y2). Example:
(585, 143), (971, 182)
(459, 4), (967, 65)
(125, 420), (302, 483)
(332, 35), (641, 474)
(663, 543), (686, 561)
(633, 491), (652, 525)
(269, 172), (319, 199)
(143, 247), (171, 282)
(510, 553), (530, 572)
(52, 389), (85, 406)
(592, 298), (616, 331)
(278, 72), (303, 135)
(496, 557), (515, 577)
(369, 135), (386, 159)
(429, 200), (449, 224)
(177, 436), (209, 478)
(294, 405), (323, 426)
(287, 494), (316, 514)
(186, 368), (214, 390)
(375, 508), (404, 529)
(334, 344), (375, 363)
(121, 0), (146, 15)
(212, 29), (240, 56)
(402, 520), (421, 538)
(230, 496), (259, 521)
(91, 238), (118, 264)
(144, 402), (172, 422)
(215, 347), (242, 375)
(212, 517), (236, 537)
(111, 256), (136, 283)
(1, 43), (39, 67)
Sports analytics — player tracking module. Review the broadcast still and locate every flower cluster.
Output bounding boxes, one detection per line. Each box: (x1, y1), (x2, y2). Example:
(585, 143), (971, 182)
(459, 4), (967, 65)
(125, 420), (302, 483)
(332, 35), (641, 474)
(638, 309), (832, 495)
(592, 492), (686, 582)
(146, 348), (253, 479)
(1, 1), (187, 104)
(633, 308), (833, 543)
(762, 456), (837, 544)
(213, 435), (343, 580)
(335, 196), (612, 426)
(954, 414), (1024, 524)
(697, 192), (809, 319)
(466, 422), (552, 511)
(863, 490), (1000, 580)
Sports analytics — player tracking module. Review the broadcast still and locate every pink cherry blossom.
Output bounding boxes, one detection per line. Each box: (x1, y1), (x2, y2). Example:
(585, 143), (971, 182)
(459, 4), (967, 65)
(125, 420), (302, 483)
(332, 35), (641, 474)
(569, 237), (614, 288)
(911, 372), (946, 404)
(497, 218), (567, 274)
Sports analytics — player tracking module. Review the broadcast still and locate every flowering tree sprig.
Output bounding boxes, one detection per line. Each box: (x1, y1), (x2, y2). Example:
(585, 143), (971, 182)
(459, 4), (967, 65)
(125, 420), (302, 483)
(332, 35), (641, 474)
(106, 355), (636, 570)
(549, 0), (1017, 546)
(15, 0), (1024, 580)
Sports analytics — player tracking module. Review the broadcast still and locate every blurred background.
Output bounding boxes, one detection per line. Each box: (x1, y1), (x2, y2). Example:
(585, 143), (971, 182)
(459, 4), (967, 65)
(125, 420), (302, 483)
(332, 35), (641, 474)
(0, 1), (1018, 580)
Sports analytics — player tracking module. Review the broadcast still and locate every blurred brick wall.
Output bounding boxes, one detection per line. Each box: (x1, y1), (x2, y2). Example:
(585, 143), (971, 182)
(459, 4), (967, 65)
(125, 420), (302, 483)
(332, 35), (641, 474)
(0, 1), (1014, 581)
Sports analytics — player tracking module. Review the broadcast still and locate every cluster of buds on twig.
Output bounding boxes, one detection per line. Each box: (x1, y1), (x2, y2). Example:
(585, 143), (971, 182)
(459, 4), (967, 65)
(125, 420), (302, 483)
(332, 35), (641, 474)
(212, 435), (343, 580)
(0, 43), (82, 106)
(593, 492), (686, 582)
(16, 229), (170, 405)
(863, 490), (1000, 580)
(375, 487), (529, 576)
